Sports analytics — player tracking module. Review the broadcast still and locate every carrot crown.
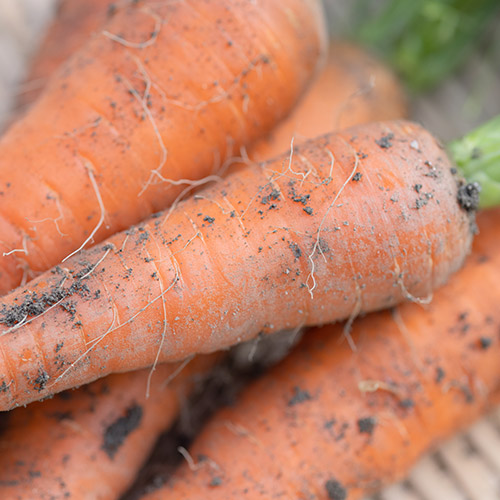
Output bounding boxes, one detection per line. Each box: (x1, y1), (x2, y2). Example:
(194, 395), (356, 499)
(352, 0), (500, 91)
(449, 114), (500, 209)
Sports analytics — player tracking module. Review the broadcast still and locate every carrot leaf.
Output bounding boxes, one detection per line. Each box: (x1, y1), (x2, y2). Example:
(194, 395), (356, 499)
(449, 115), (500, 209)
(352, 0), (500, 92)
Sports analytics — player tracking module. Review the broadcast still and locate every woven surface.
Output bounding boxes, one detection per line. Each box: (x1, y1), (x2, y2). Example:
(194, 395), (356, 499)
(1, 1), (500, 498)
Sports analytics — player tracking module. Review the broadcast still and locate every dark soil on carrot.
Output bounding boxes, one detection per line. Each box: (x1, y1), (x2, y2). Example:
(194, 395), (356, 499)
(457, 181), (481, 212)
(120, 330), (300, 499)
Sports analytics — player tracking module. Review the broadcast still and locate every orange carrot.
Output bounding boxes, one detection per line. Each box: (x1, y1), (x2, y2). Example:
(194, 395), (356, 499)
(141, 208), (500, 500)
(0, 119), (474, 410)
(0, 0), (326, 294)
(18, 0), (407, 173)
(0, 354), (218, 499)
(22, 1), (407, 163)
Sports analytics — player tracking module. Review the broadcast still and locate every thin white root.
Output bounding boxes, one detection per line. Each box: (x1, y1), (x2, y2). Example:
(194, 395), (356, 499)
(26, 194), (66, 237)
(394, 259), (433, 305)
(78, 246), (113, 281)
(391, 307), (424, 372)
(48, 302), (120, 389)
(177, 446), (219, 472)
(1, 246), (112, 338)
(2, 239), (28, 257)
(119, 56), (168, 197)
(224, 420), (261, 447)
(158, 175), (221, 228)
(0, 277), (69, 337)
(145, 252), (168, 398)
(161, 355), (194, 390)
(358, 379), (401, 396)
(177, 446), (202, 471)
(341, 282), (362, 352)
(306, 144), (358, 298)
(50, 262), (180, 386)
(62, 159), (106, 262)
(247, 333), (261, 362)
(102, 6), (162, 49)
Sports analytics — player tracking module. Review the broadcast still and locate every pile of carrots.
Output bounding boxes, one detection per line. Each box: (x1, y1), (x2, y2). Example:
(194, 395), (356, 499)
(0, 1), (499, 498)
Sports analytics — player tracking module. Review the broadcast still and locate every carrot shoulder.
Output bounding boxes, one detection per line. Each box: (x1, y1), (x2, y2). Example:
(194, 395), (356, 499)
(142, 208), (500, 500)
(0, 120), (473, 410)
(0, 0), (327, 294)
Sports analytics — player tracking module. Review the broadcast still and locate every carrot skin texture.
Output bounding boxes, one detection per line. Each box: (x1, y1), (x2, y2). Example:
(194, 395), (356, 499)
(142, 209), (500, 500)
(0, 120), (473, 410)
(0, 0), (327, 293)
(0, 355), (219, 499)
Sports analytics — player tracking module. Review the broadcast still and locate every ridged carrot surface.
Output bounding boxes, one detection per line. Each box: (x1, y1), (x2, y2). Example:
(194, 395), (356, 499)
(0, 0), (326, 294)
(143, 208), (500, 500)
(0, 120), (473, 410)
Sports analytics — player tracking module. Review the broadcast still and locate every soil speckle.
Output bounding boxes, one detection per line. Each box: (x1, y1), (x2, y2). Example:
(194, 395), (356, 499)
(357, 416), (376, 435)
(375, 133), (394, 149)
(325, 478), (347, 500)
(457, 182), (480, 212)
(479, 337), (492, 349)
(288, 386), (312, 406)
(102, 404), (143, 459)
(289, 242), (302, 260)
(33, 369), (49, 392)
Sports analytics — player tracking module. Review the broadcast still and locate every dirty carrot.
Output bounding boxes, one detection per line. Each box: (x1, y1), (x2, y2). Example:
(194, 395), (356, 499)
(22, 1), (406, 138)
(0, 0), (327, 293)
(0, 117), (480, 410)
(0, 354), (218, 499)
(141, 208), (500, 500)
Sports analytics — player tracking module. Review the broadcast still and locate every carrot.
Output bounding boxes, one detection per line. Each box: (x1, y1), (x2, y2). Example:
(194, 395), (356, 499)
(0, 0), (327, 294)
(0, 354), (218, 499)
(0, 117), (477, 410)
(140, 208), (500, 500)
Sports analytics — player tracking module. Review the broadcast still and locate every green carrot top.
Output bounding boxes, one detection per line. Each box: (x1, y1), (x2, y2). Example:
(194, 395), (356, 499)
(449, 114), (500, 210)
(352, 0), (500, 91)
